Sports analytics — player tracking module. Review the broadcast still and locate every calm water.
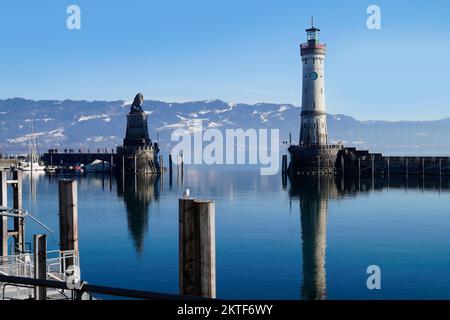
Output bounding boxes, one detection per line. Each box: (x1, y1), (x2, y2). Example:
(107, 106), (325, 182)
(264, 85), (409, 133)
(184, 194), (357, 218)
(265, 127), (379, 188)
(19, 170), (450, 300)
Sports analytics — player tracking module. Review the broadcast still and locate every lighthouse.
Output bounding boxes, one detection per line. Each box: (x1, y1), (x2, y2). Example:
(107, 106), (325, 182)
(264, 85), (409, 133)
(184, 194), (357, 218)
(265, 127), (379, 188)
(300, 22), (327, 146)
(288, 21), (342, 175)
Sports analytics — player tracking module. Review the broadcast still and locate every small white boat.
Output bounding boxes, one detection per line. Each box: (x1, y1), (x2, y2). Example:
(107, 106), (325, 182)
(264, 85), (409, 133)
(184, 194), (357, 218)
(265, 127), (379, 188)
(19, 161), (46, 172)
(85, 159), (111, 173)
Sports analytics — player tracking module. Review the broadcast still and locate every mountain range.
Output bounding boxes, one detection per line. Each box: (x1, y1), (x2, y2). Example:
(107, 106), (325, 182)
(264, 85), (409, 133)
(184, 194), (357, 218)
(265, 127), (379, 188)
(1, 97), (449, 156)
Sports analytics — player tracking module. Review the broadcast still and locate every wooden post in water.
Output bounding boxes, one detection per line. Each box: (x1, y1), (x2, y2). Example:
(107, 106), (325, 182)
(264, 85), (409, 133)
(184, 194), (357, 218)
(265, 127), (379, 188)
(317, 155), (321, 175)
(58, 180), (79, 266)
(169, 154), (173, 186)
(358, 158), (361, 179)
(406, 158), (409, 177)
(341, 155), (345, 176)
(181, 154), (184, 183)
(422, 158), (425, 177)
(122, 154), (125, 176)
(282, 155), (288, 175)
(134, 154), (137, 175)
(110, 154), (114, 174)
(440, 159), (442, 177)
(12, 170), (24, 253)
(387, 157), (390, 177)
(371, 155), (375, 178)
(34, 234), (47, 300)
(0, 171), (8, 257)
(179, 198), (216, 298)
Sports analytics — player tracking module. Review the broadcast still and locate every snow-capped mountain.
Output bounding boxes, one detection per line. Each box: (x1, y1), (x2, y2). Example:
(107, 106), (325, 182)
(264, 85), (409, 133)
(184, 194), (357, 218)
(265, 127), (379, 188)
(1, 97), (450, 155)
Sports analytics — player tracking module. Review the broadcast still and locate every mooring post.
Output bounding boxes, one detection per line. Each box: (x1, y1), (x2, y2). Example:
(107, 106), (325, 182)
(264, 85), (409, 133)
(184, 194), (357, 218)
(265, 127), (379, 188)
(181, 155), (184, 183)
(58, 180), (79, 267)
(169, 154), (173, 187)
(440, 159), (442, 176)
(110, 154), (114, 174)
(122, 154), (125, 177)
(179, 198), (216, 298)
(317, 155), (321, 175)
(406, 158), (409, 177)
(282, 155), (288, 175)
(387, 157), (390, 177)
(422, 158), (425, 177)
(12, 170), (24, 253)
(372, 156), (375, 178)
(358, 158), (361, 178)
(341, 155), (345, 176)
(134, 154), (137, 176)
(0, 171), (8, 257)
(34, 234), (47, 300)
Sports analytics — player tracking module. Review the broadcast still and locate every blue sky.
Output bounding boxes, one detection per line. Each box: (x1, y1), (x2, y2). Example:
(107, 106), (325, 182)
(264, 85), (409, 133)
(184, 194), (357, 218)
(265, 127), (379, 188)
(1, 0), (450, 121)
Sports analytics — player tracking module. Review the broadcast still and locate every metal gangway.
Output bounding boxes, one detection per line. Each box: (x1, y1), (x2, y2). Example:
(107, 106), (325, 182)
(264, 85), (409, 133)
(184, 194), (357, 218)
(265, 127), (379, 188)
(0, 250), (80, 300)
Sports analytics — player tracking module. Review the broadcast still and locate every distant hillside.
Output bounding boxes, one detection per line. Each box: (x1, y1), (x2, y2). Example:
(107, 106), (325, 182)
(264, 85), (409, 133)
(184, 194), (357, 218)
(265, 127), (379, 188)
(1, 98), (450, 155)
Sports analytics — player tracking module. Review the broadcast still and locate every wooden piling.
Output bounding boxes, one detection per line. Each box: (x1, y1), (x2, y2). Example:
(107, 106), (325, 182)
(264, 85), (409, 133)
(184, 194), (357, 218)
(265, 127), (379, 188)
(371, 156), (375, 178)
(282, 155), (288, 175)
(169, 154), (173, 186)
(134, 154), (137, 175)
(422, 158), (425, 177)
(358, 158), (361, 179)
(122, 154), (125, 176)
(181, 155), (184, 183)
(179, 199), (216, 298)
(58, 180), (79, 264)
(406, 158), (409, 177)
(0, 171), (8, 257)
(12, 170), (24, 253)
(110, 155), (114, 174)
(387, 157), (390, 177)
(317, 155), (321, 175)
(34, 234), (47, 300)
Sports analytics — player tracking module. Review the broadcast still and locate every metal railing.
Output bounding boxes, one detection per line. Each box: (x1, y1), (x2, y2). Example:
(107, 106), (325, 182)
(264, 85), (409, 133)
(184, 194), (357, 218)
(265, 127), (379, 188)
(0, 250), (79, 300)
(0, 275), (206, 300)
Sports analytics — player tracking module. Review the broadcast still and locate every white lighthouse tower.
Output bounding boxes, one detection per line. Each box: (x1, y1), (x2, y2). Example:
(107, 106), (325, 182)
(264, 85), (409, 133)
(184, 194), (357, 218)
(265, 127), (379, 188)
(300, 20), (328, 146)
(288, 20), (342, 175)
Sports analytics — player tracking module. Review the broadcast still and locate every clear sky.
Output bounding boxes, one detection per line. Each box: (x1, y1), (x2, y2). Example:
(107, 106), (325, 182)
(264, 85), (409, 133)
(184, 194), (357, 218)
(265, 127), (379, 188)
(1, 0), (450, 121)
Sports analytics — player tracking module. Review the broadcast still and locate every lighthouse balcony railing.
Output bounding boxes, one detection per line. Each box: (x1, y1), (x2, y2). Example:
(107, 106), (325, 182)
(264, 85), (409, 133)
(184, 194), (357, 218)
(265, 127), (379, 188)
(292, 143), (343, 150)
(300, 42), (326, 49)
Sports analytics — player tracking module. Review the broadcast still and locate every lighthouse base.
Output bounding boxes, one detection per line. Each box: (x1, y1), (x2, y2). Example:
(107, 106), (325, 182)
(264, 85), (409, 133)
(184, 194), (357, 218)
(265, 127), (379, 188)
(288, 144), (343, 175)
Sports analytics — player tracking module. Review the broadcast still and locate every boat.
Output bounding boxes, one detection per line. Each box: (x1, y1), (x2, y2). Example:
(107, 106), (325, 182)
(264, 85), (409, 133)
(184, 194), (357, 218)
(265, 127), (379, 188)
(85, 159), (111, 173)
(44, 166), (58, 173)
(19, 160), (46, 172)
(19, 127), (46, 172)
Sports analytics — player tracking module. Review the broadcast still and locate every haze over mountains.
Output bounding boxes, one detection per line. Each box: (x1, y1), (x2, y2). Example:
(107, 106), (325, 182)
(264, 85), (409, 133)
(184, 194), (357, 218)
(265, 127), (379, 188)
(1, 97), (449, 155)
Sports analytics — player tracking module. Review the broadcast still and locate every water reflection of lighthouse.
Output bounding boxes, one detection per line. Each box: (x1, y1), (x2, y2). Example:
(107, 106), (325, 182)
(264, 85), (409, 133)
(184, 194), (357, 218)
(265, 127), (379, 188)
(290, 176), (338, 300)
